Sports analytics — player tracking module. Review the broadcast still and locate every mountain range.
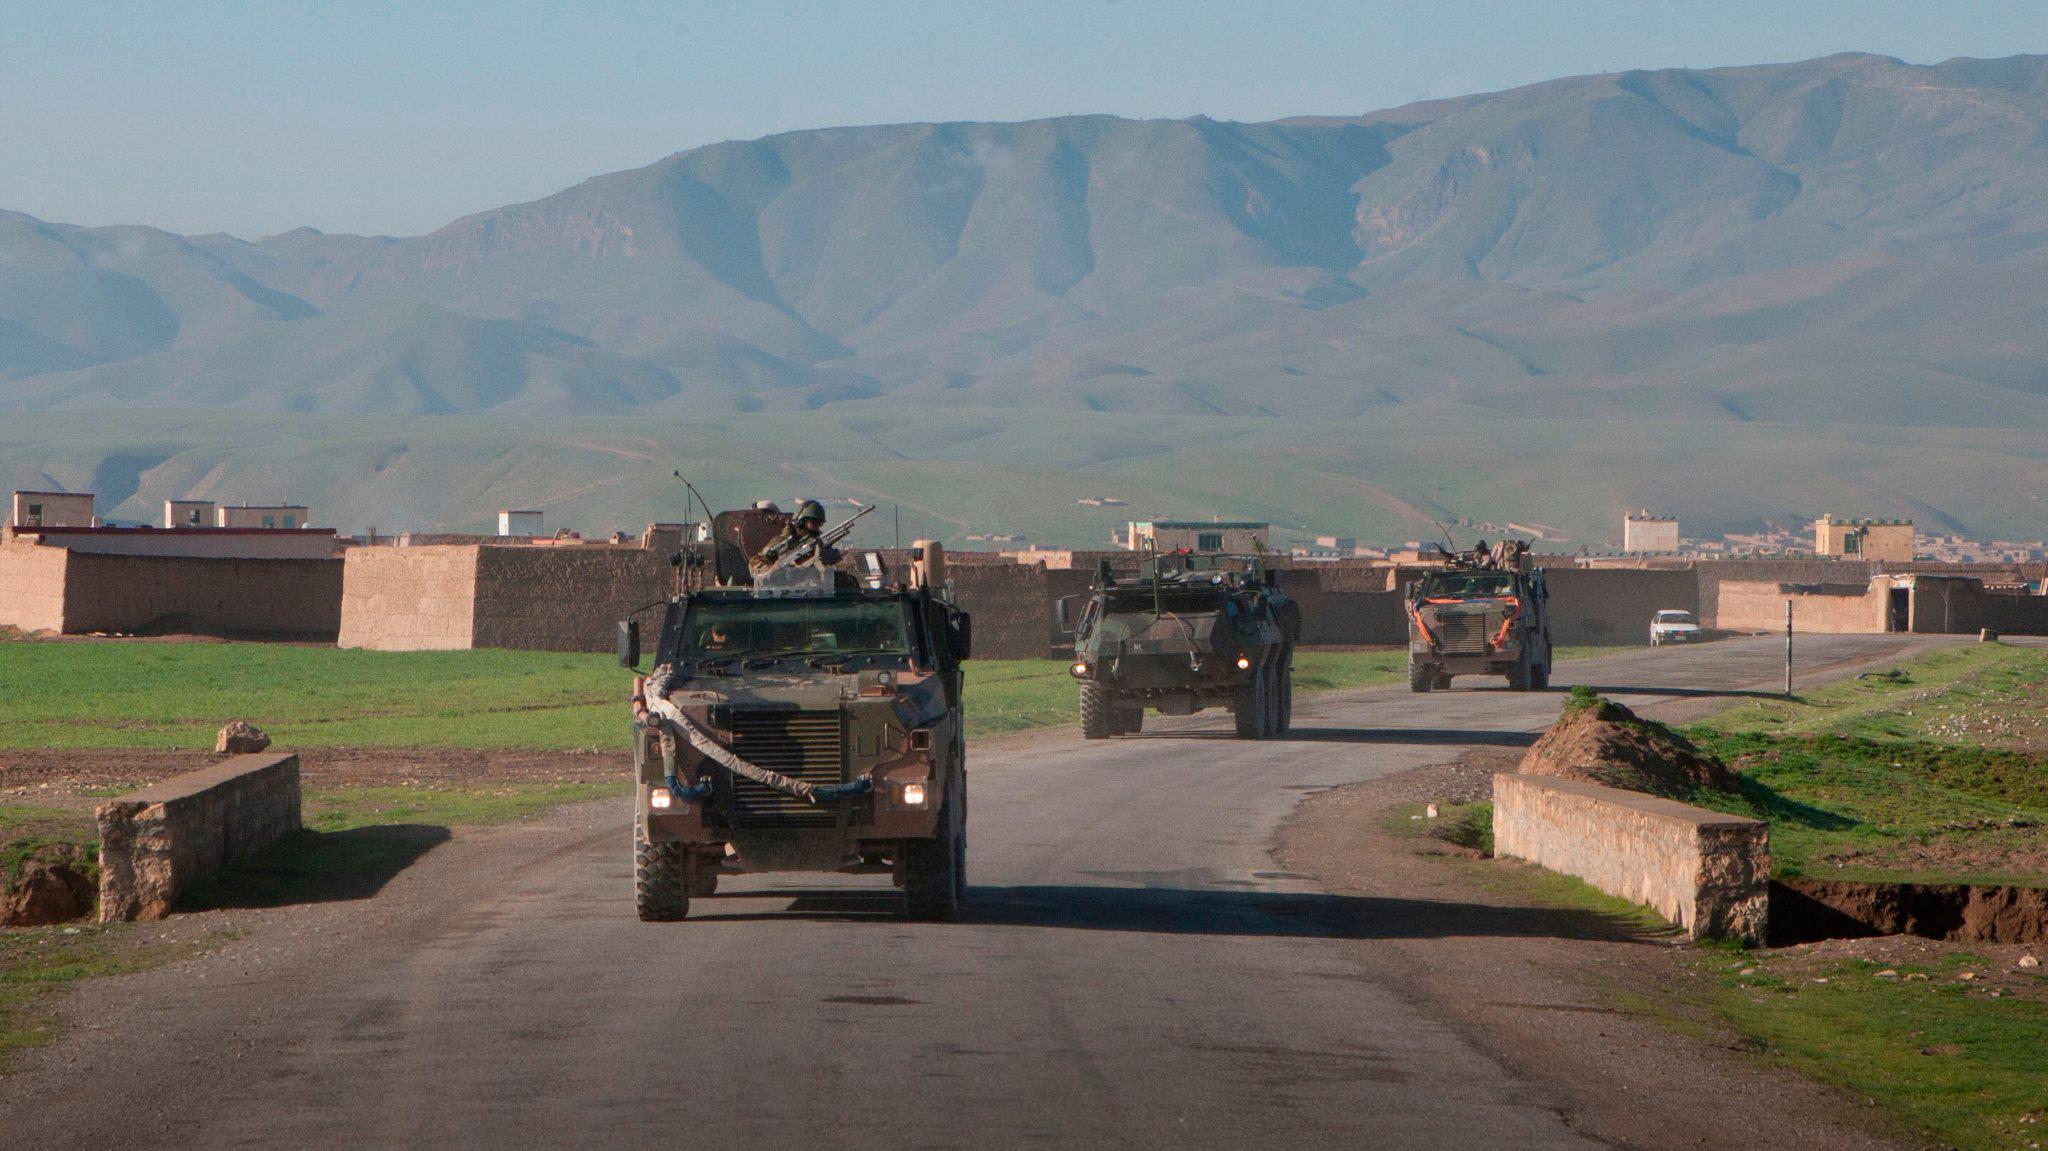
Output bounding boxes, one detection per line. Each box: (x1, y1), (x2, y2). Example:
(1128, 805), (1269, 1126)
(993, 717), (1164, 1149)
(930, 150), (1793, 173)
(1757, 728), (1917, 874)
(4, 52), (2047, 546)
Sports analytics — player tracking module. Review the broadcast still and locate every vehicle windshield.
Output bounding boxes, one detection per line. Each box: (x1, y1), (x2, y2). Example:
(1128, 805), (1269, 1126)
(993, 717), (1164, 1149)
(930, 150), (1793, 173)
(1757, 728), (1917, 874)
(1655, 611), (1697, 624)
(1421, 572), (1515, 598)
(681, 598), (912, 662)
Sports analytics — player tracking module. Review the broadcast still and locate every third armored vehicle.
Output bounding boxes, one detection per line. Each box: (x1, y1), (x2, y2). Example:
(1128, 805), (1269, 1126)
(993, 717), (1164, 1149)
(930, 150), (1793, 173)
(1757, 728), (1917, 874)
(1059, 552), (1300, 739)
(1406, 540), (1550, 692)
(623, 504), (972, 921)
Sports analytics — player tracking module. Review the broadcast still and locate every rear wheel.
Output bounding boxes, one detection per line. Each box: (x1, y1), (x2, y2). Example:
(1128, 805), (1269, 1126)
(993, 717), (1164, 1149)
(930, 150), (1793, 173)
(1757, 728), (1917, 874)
(1113, 707), (1144, 735)
(1277, 657), (1294, 734)
(634, 824), (689, 922)
(1409, 662), (1433, 693)
(1263, 658), (1284, 737)
(903, 786), (962, 921)
(1080, 684), (1114, 739)
(1506, 659), (1533, 691)
(1234, 665), (1268, 739)
(1530, 662), (1550, 690)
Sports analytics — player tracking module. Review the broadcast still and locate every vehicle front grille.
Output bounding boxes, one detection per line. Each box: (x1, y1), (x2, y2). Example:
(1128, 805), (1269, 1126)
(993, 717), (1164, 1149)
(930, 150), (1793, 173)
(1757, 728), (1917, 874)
(725, 709), (845, 827)
(1435, 613), (1490, 655)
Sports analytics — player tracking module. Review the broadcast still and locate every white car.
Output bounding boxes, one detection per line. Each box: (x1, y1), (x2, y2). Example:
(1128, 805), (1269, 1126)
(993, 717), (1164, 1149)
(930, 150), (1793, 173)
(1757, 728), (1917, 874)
(1649, 609), (1701, 646)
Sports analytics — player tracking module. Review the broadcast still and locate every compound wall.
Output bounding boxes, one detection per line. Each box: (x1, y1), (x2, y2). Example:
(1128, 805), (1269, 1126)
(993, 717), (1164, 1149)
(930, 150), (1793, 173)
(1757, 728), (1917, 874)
(1715, 579), (1886, 634)
(470, 546), (672, 653)
(1542, 567), (1699, 646)
(337, 546), (480, 650)
(0, 541), (68, 633)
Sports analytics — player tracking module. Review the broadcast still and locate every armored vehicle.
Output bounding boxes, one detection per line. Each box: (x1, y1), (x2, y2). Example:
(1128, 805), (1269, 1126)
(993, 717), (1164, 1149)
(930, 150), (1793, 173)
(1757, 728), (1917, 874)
(1406, 541), (1550, 692)
(1058, 553), (1300, 739)
(621, 504), (972, 921)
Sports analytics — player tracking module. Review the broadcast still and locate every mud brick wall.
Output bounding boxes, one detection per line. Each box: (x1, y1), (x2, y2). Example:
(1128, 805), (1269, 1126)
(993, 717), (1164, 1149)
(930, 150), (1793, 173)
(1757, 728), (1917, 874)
(470, 546), (673, 652)
(1979, 591), (2048, 636)
(0, 541), (69, 633)
(1272, 568), (1405, 645)
(1696, 559), (1874, 629)
(338, 545), (481, 650)
(1714, 579), (1883, 633)
(1540, 567), (1699, 645)
(97, 753), (302, 922)
(1493, 773), (1767, 944)
(61, 552), (343, 638)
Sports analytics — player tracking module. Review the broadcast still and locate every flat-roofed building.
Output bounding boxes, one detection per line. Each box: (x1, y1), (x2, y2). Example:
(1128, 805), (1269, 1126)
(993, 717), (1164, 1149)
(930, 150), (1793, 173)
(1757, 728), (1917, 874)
(1624, 512), (1680, 554)
(1126, 520), (1269, 553)
(499, 509), (544, 537)
(217, 504), (309, 530)
(166, 499), (215, 528)
(11, 490), (95, 530)
(1815, 514), (1914, 563)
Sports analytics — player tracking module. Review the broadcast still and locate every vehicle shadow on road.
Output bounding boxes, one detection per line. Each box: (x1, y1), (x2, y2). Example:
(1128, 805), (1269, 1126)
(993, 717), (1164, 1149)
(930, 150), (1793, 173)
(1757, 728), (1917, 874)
(1561, 684), (1788, 701)
(177, 824), (453, 911)
(691, 883), (1644, 943)
(1124, 728), (1539, 748)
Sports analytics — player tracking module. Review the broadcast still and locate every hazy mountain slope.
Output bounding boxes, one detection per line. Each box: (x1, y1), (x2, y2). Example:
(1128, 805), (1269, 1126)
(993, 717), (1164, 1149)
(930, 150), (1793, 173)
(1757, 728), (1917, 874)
(3, 53), (2048, 541)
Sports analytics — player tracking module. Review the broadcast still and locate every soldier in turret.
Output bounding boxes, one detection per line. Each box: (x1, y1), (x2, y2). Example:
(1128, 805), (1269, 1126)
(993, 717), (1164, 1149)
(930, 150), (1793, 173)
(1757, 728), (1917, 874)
(760, 499), (841, 567)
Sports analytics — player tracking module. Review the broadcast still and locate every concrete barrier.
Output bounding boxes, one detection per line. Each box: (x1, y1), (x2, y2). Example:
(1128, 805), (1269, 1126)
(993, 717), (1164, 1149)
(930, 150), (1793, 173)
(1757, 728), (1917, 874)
(1492, 772), (1767, 944)
(96, 753), (302, 922)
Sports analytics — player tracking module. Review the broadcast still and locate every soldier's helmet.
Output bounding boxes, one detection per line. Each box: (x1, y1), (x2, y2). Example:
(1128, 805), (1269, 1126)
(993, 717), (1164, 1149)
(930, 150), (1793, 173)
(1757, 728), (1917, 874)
(795, 499), (826, 525)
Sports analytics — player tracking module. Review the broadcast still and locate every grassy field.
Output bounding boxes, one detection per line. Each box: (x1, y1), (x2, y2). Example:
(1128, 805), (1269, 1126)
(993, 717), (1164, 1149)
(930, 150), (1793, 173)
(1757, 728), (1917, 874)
(0, 639), (1420, 749)
(1681, 642), (2048, 885)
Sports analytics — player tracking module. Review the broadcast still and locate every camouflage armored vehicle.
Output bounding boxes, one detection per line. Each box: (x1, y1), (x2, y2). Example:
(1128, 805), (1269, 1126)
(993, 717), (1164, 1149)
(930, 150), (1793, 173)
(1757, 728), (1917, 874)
(621, 504), (972, 921)
(1406, 540), (1551, 692)
(1058, 552), (1300, 739)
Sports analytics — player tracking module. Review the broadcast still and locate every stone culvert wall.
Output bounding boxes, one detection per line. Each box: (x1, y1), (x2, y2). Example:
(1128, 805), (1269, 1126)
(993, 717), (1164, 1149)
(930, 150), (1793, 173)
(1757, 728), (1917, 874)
(97, 753), (303, 922)
(1492, 772), (1768, 944)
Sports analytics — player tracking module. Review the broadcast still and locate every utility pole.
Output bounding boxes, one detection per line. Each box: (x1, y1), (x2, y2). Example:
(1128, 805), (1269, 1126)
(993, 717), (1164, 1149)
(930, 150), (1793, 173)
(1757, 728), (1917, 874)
(894, 504), (901, 549)
(1784, 599), (1794, 697)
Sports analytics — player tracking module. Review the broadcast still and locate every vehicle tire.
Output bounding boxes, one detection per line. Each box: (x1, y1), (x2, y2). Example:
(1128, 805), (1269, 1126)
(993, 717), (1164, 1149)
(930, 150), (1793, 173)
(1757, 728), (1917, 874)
(1530, 663), (1550, 691)
(1113, 707), (1144, 735)
(1506, 659), (1533, 691)
(1234, 665), (1268, 739)
(1409, 662), (1433, 693)
(1277, 660), (1294, 734)
(687, 855), (719, 897)
(634, 824), (689, 922)
(1263, 658), (1284, 737)
(903, 789), (961, 921)
(1080, 684), (1114, 740)
(1434, 672), (1454, 690)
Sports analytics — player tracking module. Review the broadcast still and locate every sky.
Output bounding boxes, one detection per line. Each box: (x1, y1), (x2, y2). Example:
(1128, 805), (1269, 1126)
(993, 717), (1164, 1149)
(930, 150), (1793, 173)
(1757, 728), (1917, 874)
(3, 1), (2044, 239)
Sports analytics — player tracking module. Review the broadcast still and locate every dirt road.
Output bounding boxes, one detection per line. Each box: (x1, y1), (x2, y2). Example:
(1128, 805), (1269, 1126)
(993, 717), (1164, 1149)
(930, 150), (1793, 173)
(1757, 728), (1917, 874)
(0, 636), (1943, 1148)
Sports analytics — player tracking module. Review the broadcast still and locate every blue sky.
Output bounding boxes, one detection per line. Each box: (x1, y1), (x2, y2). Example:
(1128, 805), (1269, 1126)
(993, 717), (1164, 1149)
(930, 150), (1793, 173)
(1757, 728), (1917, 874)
(3, 1), (2042, 238)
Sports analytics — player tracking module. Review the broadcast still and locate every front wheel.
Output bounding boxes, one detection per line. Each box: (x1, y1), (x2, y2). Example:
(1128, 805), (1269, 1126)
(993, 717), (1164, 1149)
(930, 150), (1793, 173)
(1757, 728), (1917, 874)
(634, 824), (689, 922)
(1277, 661), (1293, 734)
(1079, 684), (1114, 740)
(1234, 665), (1269, 739)
(1530, 662), (1550, 691)
(1409, 662), (1433, 693)
(902, 790), (962, 921)
(1506, 659), (1533, 691)
(1112, 707), (1144, 735)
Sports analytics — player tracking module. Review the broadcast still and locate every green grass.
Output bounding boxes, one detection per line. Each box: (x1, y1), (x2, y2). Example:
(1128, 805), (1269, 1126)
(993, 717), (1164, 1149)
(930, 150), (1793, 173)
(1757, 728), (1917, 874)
(0, 641), (1416, 749)
(0, 642), (631, 750)
(1679, 643), (2048, 885)
(0, 806), (99, 887)
(1677, 949), (2048, 1151)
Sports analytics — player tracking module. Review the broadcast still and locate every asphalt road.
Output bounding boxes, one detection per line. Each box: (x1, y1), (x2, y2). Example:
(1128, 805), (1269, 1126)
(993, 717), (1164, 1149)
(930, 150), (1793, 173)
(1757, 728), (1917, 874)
(1, 635), (1937, 1148)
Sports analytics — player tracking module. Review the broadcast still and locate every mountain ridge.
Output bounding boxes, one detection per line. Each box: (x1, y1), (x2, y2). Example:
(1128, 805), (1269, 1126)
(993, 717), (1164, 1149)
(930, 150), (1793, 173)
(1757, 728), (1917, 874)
(4, 52), (2048, 543)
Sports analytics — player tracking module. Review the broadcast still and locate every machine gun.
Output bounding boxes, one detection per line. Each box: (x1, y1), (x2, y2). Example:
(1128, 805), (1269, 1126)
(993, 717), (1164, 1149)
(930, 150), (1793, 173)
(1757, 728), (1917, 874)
(752, 503), (874, 577)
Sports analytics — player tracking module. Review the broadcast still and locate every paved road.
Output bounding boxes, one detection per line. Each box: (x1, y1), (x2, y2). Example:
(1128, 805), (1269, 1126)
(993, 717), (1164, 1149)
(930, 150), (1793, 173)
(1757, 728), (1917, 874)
(2, 635), (1935, 1148)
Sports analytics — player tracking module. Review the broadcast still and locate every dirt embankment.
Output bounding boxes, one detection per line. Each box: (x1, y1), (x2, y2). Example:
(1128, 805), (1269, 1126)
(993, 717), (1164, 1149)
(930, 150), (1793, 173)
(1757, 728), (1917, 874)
(1517, 693), (1735, 796)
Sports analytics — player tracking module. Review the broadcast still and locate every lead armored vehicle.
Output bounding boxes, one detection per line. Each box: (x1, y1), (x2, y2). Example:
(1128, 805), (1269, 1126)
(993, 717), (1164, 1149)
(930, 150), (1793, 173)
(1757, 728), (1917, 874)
(1059, 552), (1300, 739)
(1406, 540), (1551, 692)
(621, 505), (972, 921)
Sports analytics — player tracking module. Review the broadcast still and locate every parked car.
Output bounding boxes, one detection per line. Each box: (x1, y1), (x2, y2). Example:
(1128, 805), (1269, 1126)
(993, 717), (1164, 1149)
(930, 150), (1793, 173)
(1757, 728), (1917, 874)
(1649, 609), (1701, 646)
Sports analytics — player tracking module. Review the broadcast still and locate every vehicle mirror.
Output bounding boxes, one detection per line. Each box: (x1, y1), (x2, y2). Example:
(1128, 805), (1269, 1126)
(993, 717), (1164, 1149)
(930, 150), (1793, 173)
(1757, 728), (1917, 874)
(950, 613), (973, 661)
(617, 620), (640, 669)
(1054, 595), (1075, 633)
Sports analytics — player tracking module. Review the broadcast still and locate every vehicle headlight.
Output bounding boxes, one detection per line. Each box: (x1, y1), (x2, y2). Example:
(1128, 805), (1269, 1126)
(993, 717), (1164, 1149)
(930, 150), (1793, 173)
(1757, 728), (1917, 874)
(649, 790), (673, 809)
(1235, 655), (1251, 670)
(900, 782), (928, 808)
(1071, 661), (1089, 677)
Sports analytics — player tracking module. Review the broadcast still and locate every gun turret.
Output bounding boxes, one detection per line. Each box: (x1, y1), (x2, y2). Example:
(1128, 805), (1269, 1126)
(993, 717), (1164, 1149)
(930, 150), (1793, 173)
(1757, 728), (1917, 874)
(753, 504), (874, 577)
